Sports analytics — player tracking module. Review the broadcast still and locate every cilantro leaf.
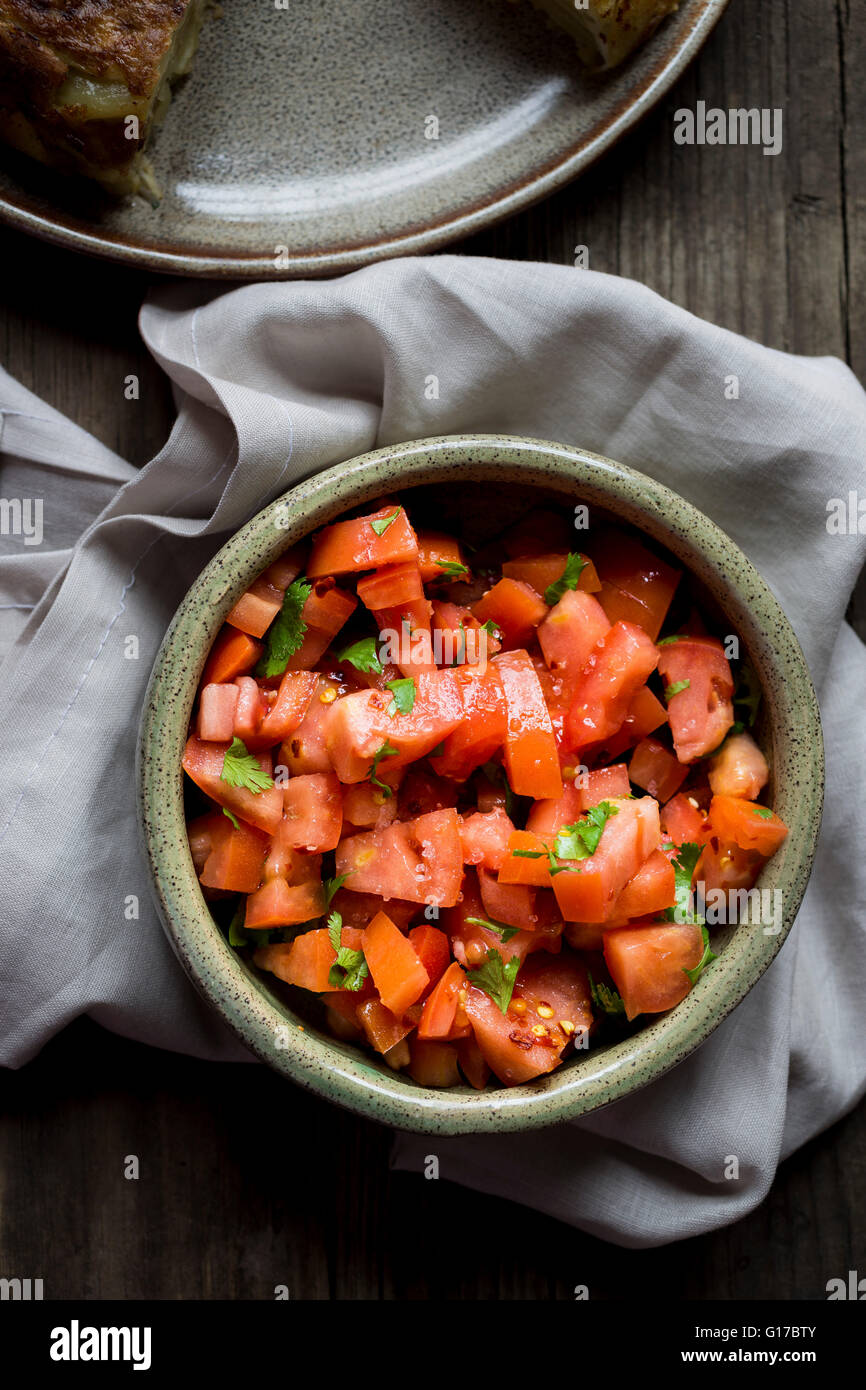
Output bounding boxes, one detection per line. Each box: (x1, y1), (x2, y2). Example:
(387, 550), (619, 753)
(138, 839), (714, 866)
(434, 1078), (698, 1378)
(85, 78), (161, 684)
(323, 873), (348, 907)
(326, 910), (343, 953)
(753, 806), (774, 820)
(467, 948), (520, 1014)
(512, 846), (578, 877)
(683, 925), (717, 986)
(589, 973), (626, 1017)
(465, 915), (521, 943)
(338, 636), (383, 675)
(429, 741), (446, 758)
(385, 677), (416, 718)
(328, 948), (369, 993)
(370, 507), (401, 537)
(222, 807), (240, 830)
(656, 634), (682, 647)
(733, 664), (762, 728)
(665, 679), (691, 701)
(255, 578), (311, 678)
(220, 737), (275, 795)
(434, 560), (469, 579)
(227, 901), (250, 948)
(368, 741), (398, 796)
(664, 842), (703, 924)
(554, 801), (620, 861)
(544, 553), (588, 606)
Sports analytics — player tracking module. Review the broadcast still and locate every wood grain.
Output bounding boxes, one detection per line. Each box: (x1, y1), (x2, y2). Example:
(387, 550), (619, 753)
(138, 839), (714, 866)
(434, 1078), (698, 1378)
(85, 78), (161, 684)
(0, 0), (863, 1299)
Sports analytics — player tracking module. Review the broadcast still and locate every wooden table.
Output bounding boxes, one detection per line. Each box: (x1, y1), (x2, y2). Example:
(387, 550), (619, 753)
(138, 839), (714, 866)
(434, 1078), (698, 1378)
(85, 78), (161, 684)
(1, 0), (863, 1299)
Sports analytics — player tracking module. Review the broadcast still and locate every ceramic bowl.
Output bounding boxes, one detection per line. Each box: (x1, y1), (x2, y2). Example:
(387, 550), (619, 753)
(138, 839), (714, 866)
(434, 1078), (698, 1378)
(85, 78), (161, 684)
(138, 434), (824, 1134)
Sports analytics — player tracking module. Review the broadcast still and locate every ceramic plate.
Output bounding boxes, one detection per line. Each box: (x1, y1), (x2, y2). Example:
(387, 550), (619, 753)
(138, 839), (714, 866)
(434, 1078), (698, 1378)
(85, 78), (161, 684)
(0, 0), (728, 277)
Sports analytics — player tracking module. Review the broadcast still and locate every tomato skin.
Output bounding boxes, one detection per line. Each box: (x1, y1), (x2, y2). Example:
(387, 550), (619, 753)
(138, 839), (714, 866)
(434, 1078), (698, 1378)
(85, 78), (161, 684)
(603, 921), (705, 1020)
(287, 584), (358, 671)
(613, 848), (676, 918)
(455, 1035), (492, 1090)
(408, 924), (451, 990)
(325, 670), (463, 783)
(538, 589), (610, 682)
(708, 731), (769, 801)
(408, 1038), (462, 1087)
(357, 562), (424, 612)
(429, 664), (507, 781)
(592, 684), (667, 761)
(362, 911), (430, 1016)
(494, 649), (563, 799)
(281, 772), (343, 852)
(202, 627), (262, 687)
(594, 533), (680, 642)
(416, 531), (465, 583)
(417, 961), (466, 1039)
(256, 670), (319, 743)
(657, 636), (734, 762)
(244, 877), (326, 929)
(336, 808), (464, 907)
(706, 795), (788, 855)
(661, 792), (710, 846)
(472, 577), (547, 650)
(551, 795), (661, 922)
(307, 505), (419, 577)
(182, 736), (284, 835)
(198, 816), (269, 894)
(629, 736), (689, 803)
(565, 621), (659, 752)
(356, 998), (415, 1054)
(198, 683), (240, 742)
(503, 552), (601, 597)
(459, 808), (515, 873)
(499, 830), (553, 888)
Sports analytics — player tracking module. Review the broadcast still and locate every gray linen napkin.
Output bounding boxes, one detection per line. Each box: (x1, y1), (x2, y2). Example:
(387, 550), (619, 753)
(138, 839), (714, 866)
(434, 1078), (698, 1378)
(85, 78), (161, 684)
(1, 257), (864, 1247)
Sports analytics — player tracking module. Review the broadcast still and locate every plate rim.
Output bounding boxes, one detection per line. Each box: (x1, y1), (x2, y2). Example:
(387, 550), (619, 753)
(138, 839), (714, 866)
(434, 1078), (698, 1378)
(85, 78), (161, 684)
(0, 0), (729, 278)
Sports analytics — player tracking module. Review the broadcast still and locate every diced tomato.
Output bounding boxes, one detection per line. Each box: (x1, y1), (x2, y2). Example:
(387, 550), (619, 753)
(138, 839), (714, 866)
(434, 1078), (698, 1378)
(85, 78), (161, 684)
(552, 796), (661, 922)
(408, 924), (451, 990)
(501, 509), (573, 558)
(307, 505), (419, 578)
(463, 967), (584, 1087)
(187, 811), (221, 875)
(376, 596), (437, 679)
(708, 731), (769, 801)
(198, 817), (269, 894)
(262, 825), (321, 885)
(361, 911), (430, 1016)
(286, 583), (358, 671)
(594, 533), (680, 642)
(357, 562), (423, 612)
(278, 677), (341, 775)
(244, 877), (326, 929)
(657, 636), (734, 762)
(613, 848), (676, 918)
(397, 766), (458, 820)
(325, 669), (463, 783)
(472, 577), (547, 651)
(706, 795), (788, 856)
(661, 792), (710, 846)
(281, 772), (343, 852)
(593, 684), (667, 761)
(430, 664), (507, 781)
(564, 921), (605, 950)
(197, 683), (240, 742)
(330, 889), (417, 932)
(343, 779), (399, 830)
(538, 589), (610, 682)
(182, 736), (284, 834)
(408, 1038), (462, 1087)
(417, 960), (466, 1039)
(494, 649), (562, 799)
(356, 998), (415, 1054)
(455, 1035), (492, 1090)
(201, 627), (262, 687)
(226, 575), (284, 640)
(526, 781), (583, 838)
(459, 808), (515, 872)
(629, 737), (689, 803)
(442, 870), (550, 969)
(515, 953), (593, 1042)
(478, 867), (536, 930)
(578, 764), (632, 810)
(498, 830), (552, 888)
(603, 921), (705, 1020)
(254, 670), (319, 744)
(233, 676), (266, 741)
(429, 599), (494, 667)
(565, 621), (659, 753)
(416, 531), (466, 584)
(253, 926), (342, 992)
(695, 839), (763, 893)
(503, 552), (601, 597)
(336, 808), (464, 907)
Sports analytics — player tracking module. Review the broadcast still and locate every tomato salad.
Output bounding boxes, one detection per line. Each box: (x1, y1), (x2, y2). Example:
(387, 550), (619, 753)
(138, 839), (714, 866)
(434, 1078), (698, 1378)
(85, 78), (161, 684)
(183, 500), (788, 1089)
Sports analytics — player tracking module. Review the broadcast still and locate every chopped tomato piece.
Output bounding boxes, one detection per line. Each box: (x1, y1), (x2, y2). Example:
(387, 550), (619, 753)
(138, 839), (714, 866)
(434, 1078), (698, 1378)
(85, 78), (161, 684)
(578, 764), (632, 809)
(478, 867), (537, 930)
(197, 816), (269, 894)
(695, 840), (764, 892)
(503, 552), (601, 597)
(456, 1035), (492, 1090)
(498, 830), (553, 888)
(538, 589), (610, 682)
(657, 636), (734, 762)
(281, 772), (343, 852)
(198, 683), (240, 742)
(257, 670), (319, 743)
(226, 575), (285, 640)
(182, 736), (283, 835)
(494, 649), (562, 799)
(336, 808), (464, 907)
(603, 921), (705, 1020)
(459, 808), (515, 873)
(244, 877), (326, 929)
(472, 577), (547, 650)
(430, 664), (507, 781)
(565, 621), (659, 753)
(201, 627), (262, 687)
(362, 911), (430, 1016)
(593, 684), (667, 761)
(233, 676), (266, 741)
(408, 1038), (462, 1087)
(307, 505), (419, 577)
(409, 924), (451, 990)
(286, 583), (358, 671)
(253, 925), (357, 992)
(416, 531), (466, 583)
(629, 736), (689, 803)
(325, 669), (463, 783)
(661, 792), (710, 846)
(708, 731), (769, 801)
(356, 999), (415, 1054)
(526, 781), (583, 839)
(594, 533), (680, 642)
(342, 778), (399, 829)
(417, 960), (467, 1039)
(706, 795), (788, 856)
(552, 796), (661, 922)
(376, 596), (437, 678)
(613, 848), (676, 918)
(357, 562), (424, 612)
(330, 889), (416, 932)
(278, 676), (341, 776)
(397, 766), (458, 820)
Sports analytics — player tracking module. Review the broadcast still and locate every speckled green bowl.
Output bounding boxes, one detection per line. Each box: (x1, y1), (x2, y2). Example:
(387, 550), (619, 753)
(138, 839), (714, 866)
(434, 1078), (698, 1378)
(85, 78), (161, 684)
(138, 435), (824, 1134)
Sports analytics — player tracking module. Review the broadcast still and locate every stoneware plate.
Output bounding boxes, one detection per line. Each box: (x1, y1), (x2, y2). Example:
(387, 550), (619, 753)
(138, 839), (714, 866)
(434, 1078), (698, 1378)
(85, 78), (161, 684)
(138, 434), (824, 1134)
(0, 0), (728, 277)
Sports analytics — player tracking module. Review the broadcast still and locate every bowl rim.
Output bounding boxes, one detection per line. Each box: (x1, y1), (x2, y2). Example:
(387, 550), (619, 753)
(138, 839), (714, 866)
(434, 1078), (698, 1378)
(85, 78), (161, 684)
(137, 433), (824, 1134)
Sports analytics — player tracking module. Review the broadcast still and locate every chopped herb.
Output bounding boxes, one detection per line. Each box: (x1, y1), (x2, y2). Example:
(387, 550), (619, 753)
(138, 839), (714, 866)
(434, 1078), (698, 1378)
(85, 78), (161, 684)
(664, 842), (703, 924)
(338, 636), (383, 675)
(368, 741), (399, 796)
(480, 619), (500, 638)
(325, 908), (368, 990)
(554, 801), (620, 861)
(326, 910), (343, 953)
(665, 679), (691, 701)
(227, 901), (250, 948)
(429, 741), (446, 758)
(222, 807), (240, 830)
(467, 948), (520, 1014)
(753, 806), (774, 820)
(544, 552), (588, 606)
(323, 873), (348, 906)
(465, 916), (521, 943)
(734, 664), (762, 727)
(255, 578), (311, 678)
(729, 720), (746, 736)
(220, 737), (275, 794)
(512, 845), (579, 877)
(385, 676), (416, 718)
(589, 973), (626, 1017)
(370, 507), (401, 537)
(683, 925), (717, 986)
(435, 559), (469, 578)
(656, 634), (682, 647)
